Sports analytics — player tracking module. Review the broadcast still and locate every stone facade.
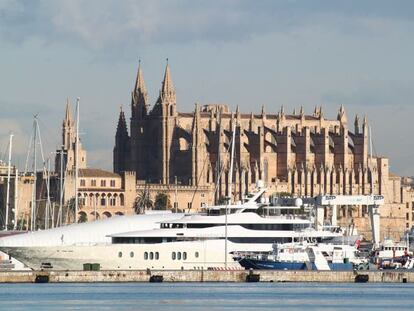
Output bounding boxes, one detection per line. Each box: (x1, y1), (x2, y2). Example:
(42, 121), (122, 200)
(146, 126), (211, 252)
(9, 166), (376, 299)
(53, 104), (137, 223)
(113, 61), (412, 241)
(62, 169), (137, 222)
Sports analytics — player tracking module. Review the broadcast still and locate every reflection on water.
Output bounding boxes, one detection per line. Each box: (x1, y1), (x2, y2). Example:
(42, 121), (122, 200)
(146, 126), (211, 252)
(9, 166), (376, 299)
(1, 282), (413, 310)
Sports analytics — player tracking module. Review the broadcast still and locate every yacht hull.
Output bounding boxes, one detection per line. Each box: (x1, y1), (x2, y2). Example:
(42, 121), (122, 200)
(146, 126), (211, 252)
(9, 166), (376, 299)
(1, 240), (273, 271)
(238, 258), (354, 271)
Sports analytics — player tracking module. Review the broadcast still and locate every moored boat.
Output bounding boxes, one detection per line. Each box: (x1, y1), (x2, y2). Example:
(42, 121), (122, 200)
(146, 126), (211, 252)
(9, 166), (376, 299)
(235, 241), (366, 271)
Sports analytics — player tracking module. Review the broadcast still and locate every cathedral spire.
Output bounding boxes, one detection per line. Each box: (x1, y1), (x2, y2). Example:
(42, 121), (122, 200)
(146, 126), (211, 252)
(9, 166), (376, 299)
(158, 58), (176, 104)
(116, 106), (129, 138)
(132, 60), (149, 118)
(114, 106), (130, 174)
(63, 98), (73, 126)
(62, 98), (75, 150)
(134, 59), (147, 95)
(363, 115), (368, 133)
(354, 114), (360, 134)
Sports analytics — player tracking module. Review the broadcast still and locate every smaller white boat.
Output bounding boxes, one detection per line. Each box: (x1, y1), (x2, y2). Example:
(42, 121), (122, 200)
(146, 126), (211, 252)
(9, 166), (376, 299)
(374, 238), (411, 260)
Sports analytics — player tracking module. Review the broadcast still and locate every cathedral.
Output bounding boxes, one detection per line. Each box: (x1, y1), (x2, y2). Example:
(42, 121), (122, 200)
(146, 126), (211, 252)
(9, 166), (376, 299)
(114, 61), (395, 204)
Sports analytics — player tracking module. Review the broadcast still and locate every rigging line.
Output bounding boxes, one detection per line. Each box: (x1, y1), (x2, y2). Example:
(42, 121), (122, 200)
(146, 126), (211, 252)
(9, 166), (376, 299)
(35, 118), (47, 167)
(24, 124), (34, 174)
(36, 115), (63, 162)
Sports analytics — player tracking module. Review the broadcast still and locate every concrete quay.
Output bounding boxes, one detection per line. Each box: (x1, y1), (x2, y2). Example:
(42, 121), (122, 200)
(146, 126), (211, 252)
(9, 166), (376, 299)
(0, 270), (413, 283)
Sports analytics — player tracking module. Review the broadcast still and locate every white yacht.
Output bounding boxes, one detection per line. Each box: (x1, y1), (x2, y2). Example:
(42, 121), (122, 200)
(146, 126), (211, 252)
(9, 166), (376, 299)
(0, 185), (345, 271)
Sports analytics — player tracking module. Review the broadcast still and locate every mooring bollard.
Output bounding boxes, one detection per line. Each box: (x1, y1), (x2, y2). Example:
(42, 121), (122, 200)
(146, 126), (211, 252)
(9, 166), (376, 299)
(35, 275), (49, 283)
(149, 275), (163, 283)
(355, 274), (369, 283)
(246, 269), (260, 282)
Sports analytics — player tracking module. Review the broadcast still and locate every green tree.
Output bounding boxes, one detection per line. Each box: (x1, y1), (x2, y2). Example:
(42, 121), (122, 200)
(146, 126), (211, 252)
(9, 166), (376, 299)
(154, 192), (172, 210)
(78, 213), (87, 223)
(134, 190), (153, 214)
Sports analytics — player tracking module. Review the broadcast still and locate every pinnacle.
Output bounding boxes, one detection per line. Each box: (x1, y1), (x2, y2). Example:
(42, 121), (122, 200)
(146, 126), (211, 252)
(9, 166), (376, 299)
(363, 115), (368, 126)
(64, 98), (73, 125)
(116, 108), (128, 136)
(162, 61), (174, 95)
(337, 104), (347, 123)
(134, 60), (147, 94)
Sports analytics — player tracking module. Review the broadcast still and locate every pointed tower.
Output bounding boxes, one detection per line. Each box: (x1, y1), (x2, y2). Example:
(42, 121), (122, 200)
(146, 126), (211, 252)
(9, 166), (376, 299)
(354, 114), (360, 134)
(130, 60), (149, 178)
(131, 60), (149, 119)
(114, 107), (130, 173)
(55, 99), (87, 173)
(151, 60), (178, 183)
(62, 99), (75, 150)
(153, 59), (177, 116)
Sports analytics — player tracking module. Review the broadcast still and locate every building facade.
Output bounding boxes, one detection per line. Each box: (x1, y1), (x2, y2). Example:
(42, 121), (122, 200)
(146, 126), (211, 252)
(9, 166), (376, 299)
(54, 102), (137, 223)
(113, 62), (411, 240)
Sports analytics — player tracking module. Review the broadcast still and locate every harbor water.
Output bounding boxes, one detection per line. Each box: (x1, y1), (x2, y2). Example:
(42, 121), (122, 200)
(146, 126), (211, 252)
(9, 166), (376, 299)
(1, 282), (413, 310)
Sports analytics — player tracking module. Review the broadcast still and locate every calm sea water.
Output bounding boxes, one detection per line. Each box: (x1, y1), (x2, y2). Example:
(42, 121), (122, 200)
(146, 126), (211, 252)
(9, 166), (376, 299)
(0, 282), (413, 310)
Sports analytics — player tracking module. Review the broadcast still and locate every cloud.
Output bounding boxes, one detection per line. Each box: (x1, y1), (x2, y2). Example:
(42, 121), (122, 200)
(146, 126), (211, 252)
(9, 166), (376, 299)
(322, 81), (414, 107)
(1, 0), (414, 50)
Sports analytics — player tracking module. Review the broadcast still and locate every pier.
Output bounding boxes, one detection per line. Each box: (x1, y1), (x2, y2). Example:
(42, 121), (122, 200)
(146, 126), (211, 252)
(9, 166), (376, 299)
(0, 270), (412, 283)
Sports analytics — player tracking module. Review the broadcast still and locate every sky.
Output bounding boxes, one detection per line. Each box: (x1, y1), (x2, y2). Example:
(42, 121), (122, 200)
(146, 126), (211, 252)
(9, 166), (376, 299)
(0, 0), (413, 176)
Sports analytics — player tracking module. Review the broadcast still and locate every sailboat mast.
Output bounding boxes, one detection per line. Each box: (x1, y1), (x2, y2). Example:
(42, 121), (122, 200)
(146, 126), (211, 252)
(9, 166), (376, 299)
(74, 97), (80, 223)
(215, 111), (222, 205)
(59, 148), (63, 227)
(13, 167), (18, 230)
(4, 133), (13, 230)
(45, 158), (51, 229)
(225, 122), (237, 269)
(369, 126), (373, 192)
(31, 117), (38, 231)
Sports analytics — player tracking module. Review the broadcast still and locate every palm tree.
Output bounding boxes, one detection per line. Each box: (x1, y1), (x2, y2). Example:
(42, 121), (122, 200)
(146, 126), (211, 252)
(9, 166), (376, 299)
(78, 212), (87, 223)
(154, 192), (172, 210)
(134, 189), (153, 214)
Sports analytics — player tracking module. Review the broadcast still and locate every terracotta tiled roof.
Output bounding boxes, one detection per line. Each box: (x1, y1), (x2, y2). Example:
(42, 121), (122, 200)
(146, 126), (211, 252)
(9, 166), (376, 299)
(78, 168), (120, 178)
